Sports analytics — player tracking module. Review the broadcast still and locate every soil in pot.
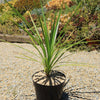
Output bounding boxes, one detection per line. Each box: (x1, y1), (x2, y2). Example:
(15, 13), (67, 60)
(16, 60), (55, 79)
(32, 70), (66, 100)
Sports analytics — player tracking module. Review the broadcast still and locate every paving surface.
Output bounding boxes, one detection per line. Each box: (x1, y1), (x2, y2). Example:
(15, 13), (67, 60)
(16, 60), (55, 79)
(0, 42), (100, 100)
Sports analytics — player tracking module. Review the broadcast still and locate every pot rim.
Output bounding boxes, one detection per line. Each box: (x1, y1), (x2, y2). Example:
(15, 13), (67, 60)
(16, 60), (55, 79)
(32, 70), (66, 87)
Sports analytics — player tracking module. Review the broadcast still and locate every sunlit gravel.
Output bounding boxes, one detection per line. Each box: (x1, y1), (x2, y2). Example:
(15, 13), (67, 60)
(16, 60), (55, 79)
(0, 42), (100, 100)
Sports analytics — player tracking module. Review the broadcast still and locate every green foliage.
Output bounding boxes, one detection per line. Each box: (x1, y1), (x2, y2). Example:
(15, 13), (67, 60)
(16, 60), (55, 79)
(0, 0), (19, 24)
(0, 10), (15, 24)
(0, 0), (24, 35)
(0, 21), (23, 35)
(0, 4), (4, 12)
(14, 0), (48, 14)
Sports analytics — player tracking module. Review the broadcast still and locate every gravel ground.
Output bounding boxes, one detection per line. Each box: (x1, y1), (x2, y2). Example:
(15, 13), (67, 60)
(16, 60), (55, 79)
(0, 42), (100, 100)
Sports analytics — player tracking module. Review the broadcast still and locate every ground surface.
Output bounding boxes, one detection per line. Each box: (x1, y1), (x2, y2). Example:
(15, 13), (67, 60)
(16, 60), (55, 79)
(0, 42), (100, 100)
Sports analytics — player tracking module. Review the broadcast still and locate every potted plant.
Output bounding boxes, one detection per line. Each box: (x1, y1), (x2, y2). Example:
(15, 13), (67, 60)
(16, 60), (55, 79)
(5, 0), (88, 100)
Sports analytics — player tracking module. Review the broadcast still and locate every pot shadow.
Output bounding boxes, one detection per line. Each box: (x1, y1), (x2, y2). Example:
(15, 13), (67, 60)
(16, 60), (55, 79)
(19, 78), (100, 100)
(60, 92), (69, 100)
(19, 88), (100, 100)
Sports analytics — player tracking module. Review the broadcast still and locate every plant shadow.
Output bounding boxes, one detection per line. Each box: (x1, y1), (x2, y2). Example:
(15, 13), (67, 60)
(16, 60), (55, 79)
(63, 85), (100, 100)
(32, 70), (66, 86)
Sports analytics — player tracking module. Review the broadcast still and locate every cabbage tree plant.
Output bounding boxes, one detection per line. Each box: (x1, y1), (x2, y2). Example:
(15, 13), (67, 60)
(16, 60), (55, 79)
(4, 0), (88, 76)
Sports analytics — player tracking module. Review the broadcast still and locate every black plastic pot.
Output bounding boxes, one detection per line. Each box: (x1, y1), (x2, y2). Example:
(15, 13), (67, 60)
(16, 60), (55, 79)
(32, 70), (66, 100)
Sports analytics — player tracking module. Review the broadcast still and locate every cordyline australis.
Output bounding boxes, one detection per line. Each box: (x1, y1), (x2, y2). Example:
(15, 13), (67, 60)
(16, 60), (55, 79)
(4, 0), (96, 76)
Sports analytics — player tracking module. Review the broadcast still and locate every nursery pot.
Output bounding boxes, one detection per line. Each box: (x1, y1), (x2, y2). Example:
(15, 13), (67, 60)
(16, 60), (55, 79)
(32, 70), (66, 100)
